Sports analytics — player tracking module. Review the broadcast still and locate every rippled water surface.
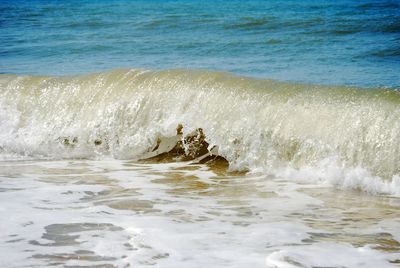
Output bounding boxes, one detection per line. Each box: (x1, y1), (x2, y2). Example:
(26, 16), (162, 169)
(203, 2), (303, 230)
(1, 1), (400, 267)
(1, 0), (400, 87)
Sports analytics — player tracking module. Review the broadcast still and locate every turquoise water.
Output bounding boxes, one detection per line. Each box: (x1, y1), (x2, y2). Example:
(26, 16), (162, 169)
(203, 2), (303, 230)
(1, 0), (399, 87)
(2, 1), (400, 267)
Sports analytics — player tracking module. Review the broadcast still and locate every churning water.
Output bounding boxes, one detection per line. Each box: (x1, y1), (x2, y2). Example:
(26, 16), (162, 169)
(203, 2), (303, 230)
(1, 0), (399, 267)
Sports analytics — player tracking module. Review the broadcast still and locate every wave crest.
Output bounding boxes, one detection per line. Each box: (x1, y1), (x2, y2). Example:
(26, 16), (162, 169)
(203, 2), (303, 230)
(1, 68), (399, 194)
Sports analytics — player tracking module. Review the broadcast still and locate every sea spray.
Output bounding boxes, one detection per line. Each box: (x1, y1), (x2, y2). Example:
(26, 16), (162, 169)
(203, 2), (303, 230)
(1, 69), (399, 194)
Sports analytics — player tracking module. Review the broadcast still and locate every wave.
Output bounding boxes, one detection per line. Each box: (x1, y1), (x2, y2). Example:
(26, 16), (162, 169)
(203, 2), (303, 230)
(0, 68), (399, 194)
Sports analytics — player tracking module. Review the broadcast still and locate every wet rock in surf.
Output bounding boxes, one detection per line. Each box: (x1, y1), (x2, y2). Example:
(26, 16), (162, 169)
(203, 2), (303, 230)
(141, 125), (229, 168)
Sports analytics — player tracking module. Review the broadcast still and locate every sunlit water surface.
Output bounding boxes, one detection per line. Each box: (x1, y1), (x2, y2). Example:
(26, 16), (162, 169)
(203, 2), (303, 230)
(1, 160), (399, 267)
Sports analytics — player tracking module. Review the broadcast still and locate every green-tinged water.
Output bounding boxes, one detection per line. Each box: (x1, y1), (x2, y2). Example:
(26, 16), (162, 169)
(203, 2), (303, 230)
(1, 70), (399, 190)
(1, 0), (399, 267)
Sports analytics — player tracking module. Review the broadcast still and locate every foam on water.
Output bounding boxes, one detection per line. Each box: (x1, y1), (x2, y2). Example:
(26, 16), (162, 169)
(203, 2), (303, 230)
(265, 243), (400, 268)
(1, 1), (399, 266)
(0, 160), (399, 267)
(0, 69), (399, 195)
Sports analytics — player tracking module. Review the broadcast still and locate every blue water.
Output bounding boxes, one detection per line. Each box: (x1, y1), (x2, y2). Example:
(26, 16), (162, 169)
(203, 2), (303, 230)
(1, 0), (399, 87)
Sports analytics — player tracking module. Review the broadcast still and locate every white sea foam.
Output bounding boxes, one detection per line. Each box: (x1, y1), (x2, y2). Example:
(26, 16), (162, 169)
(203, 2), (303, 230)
(1, 160), (399, 267)
(0, 69), (399, 195)
(275, 157), (400, 196)
(265, 242), (400, 268)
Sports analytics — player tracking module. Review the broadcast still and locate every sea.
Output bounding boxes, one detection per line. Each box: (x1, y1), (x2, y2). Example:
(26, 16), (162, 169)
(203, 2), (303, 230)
(0, 0), (400, 267)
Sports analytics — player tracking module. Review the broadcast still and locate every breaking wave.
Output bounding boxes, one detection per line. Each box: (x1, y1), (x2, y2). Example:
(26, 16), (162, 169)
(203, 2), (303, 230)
(1, 69), (399, 195)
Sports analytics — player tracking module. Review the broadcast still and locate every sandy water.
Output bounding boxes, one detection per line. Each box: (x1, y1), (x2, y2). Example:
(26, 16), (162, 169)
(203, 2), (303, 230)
(1, 0), (400, 266)
(1, 160), (399, 267)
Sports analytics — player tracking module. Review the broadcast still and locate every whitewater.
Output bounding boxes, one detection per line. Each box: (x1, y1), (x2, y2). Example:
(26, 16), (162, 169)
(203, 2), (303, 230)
(2, 0), (400, 266)
(1, 69), (399, 195)
(1, 68), (400, 267)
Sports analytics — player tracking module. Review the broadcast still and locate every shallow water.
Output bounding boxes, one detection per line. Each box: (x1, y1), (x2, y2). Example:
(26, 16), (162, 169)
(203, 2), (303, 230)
(1, 160), (399, 267)
(1, 0), (400, 267)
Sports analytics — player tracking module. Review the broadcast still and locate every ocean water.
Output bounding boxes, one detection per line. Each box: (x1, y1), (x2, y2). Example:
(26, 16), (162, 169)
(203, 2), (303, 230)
(1, 1), (400, 267)
(1, 0), (400, 87)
